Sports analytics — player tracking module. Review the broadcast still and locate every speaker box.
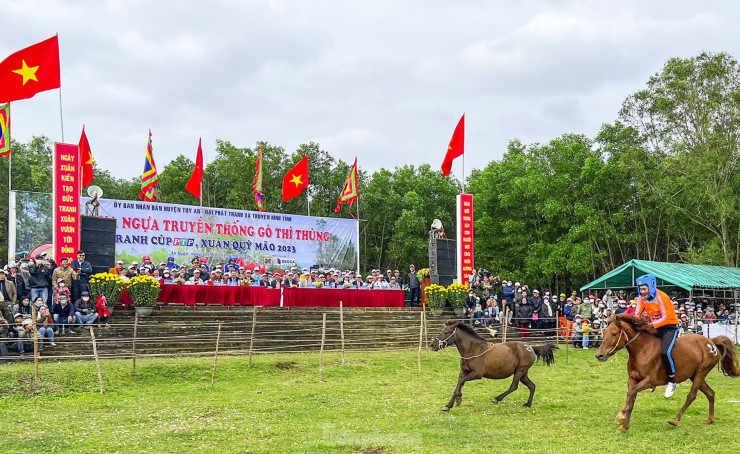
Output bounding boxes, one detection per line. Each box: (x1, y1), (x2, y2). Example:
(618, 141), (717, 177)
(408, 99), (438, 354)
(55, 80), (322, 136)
(80, 216), (117, 273)
(431, 274), (455, 287)
(429, 238), (456, 277)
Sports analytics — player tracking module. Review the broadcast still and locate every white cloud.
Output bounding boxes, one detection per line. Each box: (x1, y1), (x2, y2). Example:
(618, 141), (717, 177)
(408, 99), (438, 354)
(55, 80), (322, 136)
(1, 0), (738, 180)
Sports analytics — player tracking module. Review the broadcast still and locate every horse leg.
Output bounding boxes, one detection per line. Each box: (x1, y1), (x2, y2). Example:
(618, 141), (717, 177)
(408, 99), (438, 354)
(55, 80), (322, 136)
(615, 378), (636, 425)
(442, 371), (478, 411)
(669, 378), (702, 426)
(699, 381), (715, 424)
(520, 373), (536, 408)
(618, 378), (651, 433)
(492, 371), (523, 404)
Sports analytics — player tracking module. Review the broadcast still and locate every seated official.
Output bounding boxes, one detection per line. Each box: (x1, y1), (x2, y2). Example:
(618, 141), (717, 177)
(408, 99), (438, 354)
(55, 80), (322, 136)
(187, 270), (204, 285)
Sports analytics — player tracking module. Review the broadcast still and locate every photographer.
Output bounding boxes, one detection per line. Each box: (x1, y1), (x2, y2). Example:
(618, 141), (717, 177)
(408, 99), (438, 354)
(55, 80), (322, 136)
(28, 256), (52, 305)
(70, 250), (93, 303)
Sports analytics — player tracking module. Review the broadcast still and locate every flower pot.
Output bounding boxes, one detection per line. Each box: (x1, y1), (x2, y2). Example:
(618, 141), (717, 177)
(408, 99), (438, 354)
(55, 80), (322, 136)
(430, 307), (444, 316)
(452, 307), (465, 317)
(134, 307), (153, 317)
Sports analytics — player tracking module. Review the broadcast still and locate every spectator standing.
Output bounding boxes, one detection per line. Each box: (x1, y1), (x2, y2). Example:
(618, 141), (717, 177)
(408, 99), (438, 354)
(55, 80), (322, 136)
(0, 269), (18, 315)
(571, 315), (584, 347)
(517, 291), (533, 337)
(28, 258), (51, 304)
(51, 258), (74, 288)
(0, 313), (12, 363)
(6, 262), (28, 302)
(407, 265), (420, 307)
(540, 295), (557, 337)
(602, 289), (615, 309)
(530, 289), (543, 333)
(52, 278), (72, 305)
(70, 250), (92, 303)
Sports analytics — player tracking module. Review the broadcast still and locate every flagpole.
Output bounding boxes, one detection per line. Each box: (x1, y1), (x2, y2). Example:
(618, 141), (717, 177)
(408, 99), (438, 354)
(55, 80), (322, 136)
(56, 33), (65, 142)
(461, 112), (465, 194)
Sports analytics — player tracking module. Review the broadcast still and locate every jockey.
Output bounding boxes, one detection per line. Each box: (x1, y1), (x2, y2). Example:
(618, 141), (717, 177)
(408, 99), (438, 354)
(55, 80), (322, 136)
(634, 274), (681, 398)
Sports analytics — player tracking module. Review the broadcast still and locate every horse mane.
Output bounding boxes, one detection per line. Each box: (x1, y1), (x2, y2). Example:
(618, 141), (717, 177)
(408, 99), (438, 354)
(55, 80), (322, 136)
(447, 320), (486, 341)
(614, 314), (658, 336)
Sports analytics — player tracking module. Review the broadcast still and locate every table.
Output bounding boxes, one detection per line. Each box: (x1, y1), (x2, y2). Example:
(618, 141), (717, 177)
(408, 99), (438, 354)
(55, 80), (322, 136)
(120, 285), (405, 308)
(283, 287), (405, 308)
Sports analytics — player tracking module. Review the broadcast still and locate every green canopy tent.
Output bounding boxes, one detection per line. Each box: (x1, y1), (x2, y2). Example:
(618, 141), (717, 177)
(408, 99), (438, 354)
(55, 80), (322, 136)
(580, 259), (740, 293)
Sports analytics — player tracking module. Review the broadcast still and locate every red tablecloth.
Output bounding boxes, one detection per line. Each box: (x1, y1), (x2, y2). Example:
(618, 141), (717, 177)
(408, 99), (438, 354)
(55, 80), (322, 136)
(283, 288), (405, 307)
(121, 284), (280, 306)
(120, 285), (404, 307)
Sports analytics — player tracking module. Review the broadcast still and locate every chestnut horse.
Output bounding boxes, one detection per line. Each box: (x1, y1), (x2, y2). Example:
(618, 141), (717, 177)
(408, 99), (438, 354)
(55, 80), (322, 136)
(595, 314), (739, 432)
(432, 320), (556, 411)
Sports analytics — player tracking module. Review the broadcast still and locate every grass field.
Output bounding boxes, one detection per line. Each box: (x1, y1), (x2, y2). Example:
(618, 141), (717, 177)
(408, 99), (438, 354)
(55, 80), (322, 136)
(0, 346), (738, 453)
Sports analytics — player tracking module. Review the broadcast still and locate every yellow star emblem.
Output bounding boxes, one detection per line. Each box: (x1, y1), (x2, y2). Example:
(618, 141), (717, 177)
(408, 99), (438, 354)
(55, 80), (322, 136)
(289, 174), (303, 186)
(12, 60), (40, 85)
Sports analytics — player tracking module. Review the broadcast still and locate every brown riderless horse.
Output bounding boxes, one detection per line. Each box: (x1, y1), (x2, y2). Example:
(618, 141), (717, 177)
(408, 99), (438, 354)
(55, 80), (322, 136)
(432, 320), (556, 411)
(595, 314), (740, 432)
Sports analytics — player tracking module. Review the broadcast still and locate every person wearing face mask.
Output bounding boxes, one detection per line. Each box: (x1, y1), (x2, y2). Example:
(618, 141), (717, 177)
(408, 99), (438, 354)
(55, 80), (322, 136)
(12, 296), (32, 318)
(0, 269), (18, 317)
(52, 278), (72, 304)
(74, 291), (99, 327)
(36, 305), (56, 347)
(51, 295), (76, 334)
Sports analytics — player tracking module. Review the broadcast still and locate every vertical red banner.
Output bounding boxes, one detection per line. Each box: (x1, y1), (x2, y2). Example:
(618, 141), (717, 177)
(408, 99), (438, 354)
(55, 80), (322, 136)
(456, 193), (474, 285)
(54, 143), (81, 261)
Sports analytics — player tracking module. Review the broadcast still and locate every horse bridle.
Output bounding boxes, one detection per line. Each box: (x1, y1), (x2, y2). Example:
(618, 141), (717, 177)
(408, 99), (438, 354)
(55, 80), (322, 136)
(436, 328), (457, 350)
(606, 329), (641, 356)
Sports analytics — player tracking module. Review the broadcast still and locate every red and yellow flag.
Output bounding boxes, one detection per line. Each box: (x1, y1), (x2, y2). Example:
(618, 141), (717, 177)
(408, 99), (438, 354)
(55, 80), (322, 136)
(139, 130), (159, 201)
(0, 104), (10, 157)
(252, 146), (265, 211)
(79, 126), (93, 187)
(334, 158), (358, 214)
(282, 155), (309, 202)
(441, 113), (464, 176)
(0, 36), (60, 103)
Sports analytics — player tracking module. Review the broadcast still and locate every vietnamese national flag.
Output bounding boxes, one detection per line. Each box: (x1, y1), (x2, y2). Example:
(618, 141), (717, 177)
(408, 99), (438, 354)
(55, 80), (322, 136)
(79, 126), (94, 187)
(185, 138), (204, 200)
(0, 36), (61, 103)
(282, 155), (309, 201)
(441, 113), (464, 176)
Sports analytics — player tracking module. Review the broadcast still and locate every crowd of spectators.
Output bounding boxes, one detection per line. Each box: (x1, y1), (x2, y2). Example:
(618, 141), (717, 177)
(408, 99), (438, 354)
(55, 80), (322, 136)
(109, 256), (417, 293)
(460, 268), (740, 349)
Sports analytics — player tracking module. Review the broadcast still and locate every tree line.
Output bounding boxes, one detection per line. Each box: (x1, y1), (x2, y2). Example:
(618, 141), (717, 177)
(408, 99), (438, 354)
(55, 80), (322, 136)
(1, 51), (738, 293)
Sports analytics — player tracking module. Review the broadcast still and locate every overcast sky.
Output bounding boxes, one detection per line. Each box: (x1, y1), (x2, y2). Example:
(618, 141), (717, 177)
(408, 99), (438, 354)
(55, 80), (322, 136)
(2, 0), (735, 181)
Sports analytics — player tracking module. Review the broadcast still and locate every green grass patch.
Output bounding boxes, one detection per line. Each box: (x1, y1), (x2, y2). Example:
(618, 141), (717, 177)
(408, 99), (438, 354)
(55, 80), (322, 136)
(0, 347), (738, 453)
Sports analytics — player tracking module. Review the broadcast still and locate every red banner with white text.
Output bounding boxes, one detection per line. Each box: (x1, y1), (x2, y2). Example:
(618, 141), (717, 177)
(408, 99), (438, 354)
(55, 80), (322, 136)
(53, 143), (81, 261)
(456, 193), (474, 284)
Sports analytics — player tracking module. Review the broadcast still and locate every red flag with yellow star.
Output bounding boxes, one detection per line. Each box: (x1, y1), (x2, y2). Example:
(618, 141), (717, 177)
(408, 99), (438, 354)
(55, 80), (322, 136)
(441, 113), (464, 176)
(282, 155), (309, 201)
(0, 36), (60, 103)
(79, 126), (94, 187)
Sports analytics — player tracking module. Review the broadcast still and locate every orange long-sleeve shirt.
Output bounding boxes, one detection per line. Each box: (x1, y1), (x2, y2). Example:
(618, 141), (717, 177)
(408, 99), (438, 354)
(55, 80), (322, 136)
(635, 289), (679, 328)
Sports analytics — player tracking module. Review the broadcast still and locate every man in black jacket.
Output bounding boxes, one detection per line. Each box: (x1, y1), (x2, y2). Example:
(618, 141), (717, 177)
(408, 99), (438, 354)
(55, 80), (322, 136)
(51, 295), (76, 334)
(464, 289), (479, 326)
(406, 265), (420, 307)
(28, 257), (51, 305)
(70, 250), (93, 303)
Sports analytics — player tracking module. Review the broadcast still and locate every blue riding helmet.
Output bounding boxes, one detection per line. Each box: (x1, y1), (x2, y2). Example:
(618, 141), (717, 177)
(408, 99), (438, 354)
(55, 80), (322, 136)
(635, 274), (657, 298)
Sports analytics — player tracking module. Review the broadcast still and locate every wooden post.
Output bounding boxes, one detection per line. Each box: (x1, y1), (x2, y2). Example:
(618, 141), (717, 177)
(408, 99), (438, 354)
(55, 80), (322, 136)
(319, 313), (327, 381)
(555, 309), (560, 347)
(211, 323), (222, 388)
(502, 307), (508, 343)
(734, 307), (738, 344)
(339, 301), (345, 365)
(132, 312), (139, 375)
(248, 307), (257, 368)
(417, 310), (424, 373)
(565, 318), (570, 365)
(422, 303), (428, 345)
(90, 327), (105, 395)
(32, 305), (39, 380)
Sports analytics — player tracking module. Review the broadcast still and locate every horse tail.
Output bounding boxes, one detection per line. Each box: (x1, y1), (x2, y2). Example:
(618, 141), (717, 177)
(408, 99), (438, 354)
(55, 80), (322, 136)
(711, 336), (740, 378)
(532, 344), (558, 366)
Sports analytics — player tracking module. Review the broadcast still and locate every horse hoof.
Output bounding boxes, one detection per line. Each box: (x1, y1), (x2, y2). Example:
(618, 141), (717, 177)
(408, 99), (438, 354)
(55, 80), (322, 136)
(522, 403), (532, 408)
(491, 399), (499, 404)
(617, 426), (628, 433)
(441, 406), (450, 412)
(667, 418), (678, 427)
(702, 418), (714, 425)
